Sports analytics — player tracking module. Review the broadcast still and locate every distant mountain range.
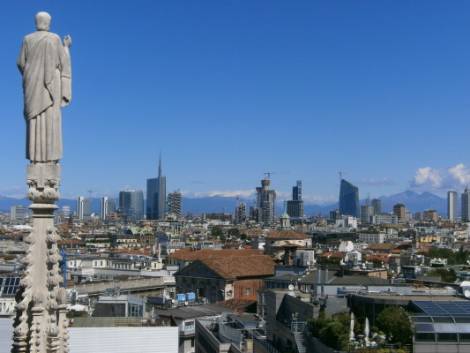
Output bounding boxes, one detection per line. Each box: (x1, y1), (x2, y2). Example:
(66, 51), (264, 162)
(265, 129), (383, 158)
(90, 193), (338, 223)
(0, 190), (447, 216)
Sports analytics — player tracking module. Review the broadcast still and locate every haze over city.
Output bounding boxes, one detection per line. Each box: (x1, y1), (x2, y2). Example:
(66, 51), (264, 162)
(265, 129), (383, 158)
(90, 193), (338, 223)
(2, 1), (470, 201)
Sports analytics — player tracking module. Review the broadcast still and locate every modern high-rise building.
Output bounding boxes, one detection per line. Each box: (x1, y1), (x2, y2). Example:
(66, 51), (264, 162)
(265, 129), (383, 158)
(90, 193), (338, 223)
(447, 191), (458, 221)
(100, 196), (115, 221)
(462, 188), (470, 222)
(371, 198), (382, 215)
(146, 156), (167, 220)
(256, 176), (276, 225)
(360, 205), (373, 224)
(10, 205), (29, 223)
(393, 203), (406, 222)
(61, 206), (71, 218)
(76, 196), (92, 220)
(234, 202), (247, 224)
(286, 180), (304, 218)
(167, 190), (182, 218)
(119, 190), (144, 221)
(339, 179), (360, 218)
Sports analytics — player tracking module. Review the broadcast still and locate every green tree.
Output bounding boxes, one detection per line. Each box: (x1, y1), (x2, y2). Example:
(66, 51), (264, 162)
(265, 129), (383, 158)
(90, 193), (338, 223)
(210, 226), (223, 239)
(375, 307), (412, 346)
(319, 321), (349, 350)
(428, 268), (457, 283)
(227, 228), (240, 238)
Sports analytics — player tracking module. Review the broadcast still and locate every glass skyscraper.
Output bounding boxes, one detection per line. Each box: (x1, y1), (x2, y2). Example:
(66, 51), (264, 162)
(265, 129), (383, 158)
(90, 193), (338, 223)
(339, 179), (360, 218)
(146, 156), (166, 220)
(119, 190), (144, 221)
(287, 180), (304, 218)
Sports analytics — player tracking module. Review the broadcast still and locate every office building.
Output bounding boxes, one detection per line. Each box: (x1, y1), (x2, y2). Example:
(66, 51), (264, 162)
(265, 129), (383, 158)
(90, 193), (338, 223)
(423, 209), (439, 223)
(462, 188), (470, 222)
(447, 191), (458, 221)
(76, 196), (92, 220)
(61, 206), (71, 218)
(339, 179), (360, 218)
(393, 203), (406, 222)
(286, 180), (304, 218)
(167, 190), (182, 218)
(119, 190), (144, 221)
(256, 175), (276, 225)
(10, 205), (29, 223)
(146, 156), (167, 220)
(371, 198), (382, 215)
(100, 197), (116, 221)
(234, 202), (246, 224)
(360, 205), (373, 224)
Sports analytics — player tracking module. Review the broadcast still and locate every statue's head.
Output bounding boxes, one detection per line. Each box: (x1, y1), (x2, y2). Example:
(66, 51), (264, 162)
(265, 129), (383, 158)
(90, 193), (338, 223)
(35, 11), (51, 31)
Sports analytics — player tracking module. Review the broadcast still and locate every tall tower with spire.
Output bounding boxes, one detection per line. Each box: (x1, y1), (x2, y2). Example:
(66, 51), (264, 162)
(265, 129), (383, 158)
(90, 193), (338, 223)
(146, 154), (167, 220)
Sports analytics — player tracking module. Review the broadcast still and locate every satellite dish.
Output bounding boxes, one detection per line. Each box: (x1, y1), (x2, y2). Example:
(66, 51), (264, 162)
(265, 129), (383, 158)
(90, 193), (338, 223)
(464, 289), (470, 299)
(288, 284), (295, 291)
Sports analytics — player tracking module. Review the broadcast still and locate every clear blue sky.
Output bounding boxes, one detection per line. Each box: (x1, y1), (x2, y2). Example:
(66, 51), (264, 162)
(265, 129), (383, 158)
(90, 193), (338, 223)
(1, 1), (470, 202)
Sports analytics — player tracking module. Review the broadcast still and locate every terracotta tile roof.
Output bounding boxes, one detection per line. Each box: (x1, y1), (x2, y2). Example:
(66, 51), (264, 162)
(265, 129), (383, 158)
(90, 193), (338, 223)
(169, 248), (262, 261)
(365, 254), (390, 263)
(266, 230), (308, 240)
(201, 255), (275, 279)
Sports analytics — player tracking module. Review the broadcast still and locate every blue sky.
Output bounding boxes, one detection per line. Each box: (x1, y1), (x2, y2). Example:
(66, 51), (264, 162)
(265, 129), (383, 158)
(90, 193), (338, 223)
(1, 1), (470, 202)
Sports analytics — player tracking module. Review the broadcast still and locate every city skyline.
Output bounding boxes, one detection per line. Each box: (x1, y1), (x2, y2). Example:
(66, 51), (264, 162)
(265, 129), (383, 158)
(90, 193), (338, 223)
(2, 1), (470, 201)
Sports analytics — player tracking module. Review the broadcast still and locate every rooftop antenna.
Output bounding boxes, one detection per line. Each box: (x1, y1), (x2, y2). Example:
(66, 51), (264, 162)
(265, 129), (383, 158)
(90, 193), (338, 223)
(264, 172), (274, 179)
(338, 171), (343, 181)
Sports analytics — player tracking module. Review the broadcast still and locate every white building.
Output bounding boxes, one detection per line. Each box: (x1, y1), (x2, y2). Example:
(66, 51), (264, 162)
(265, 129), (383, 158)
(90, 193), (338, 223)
(358, 233), (385, 244)
(448, 191), (458, 221)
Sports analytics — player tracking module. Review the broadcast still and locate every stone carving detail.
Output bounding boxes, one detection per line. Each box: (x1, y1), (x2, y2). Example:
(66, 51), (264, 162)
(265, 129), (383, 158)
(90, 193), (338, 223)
(27, 164), (61, 203)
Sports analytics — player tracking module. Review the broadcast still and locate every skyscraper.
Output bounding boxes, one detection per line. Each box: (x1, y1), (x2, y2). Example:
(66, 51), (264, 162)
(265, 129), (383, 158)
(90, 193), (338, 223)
(371, 198), (382, 215)
(447, 191), (458, 221)
(167, 190), (182, 218)
(100, 196), (115, 221)
(234, 202), (247, 224)
(256, 176), (276, 225)
(339, 179), (360, 218)
(286, 180), (304, 218)
(393, 203), (406, 222)
(76, 196), (92, 220)
(360, 205), (373, 224)
(146, 156), (167, 220)
(462, 188), (470, 222)
(119, 190), (144, 221)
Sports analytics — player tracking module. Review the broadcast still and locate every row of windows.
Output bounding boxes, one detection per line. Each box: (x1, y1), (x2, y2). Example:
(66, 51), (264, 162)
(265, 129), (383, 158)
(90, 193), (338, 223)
(416, 333), (470, 343)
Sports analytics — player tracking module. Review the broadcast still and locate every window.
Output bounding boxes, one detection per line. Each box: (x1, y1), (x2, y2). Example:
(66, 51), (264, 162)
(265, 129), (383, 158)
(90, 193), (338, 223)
(415, 333), (435, 342)
(244, 288), (252, 296)
(437, 333), (457, 342)
(460, 334), (470, 342)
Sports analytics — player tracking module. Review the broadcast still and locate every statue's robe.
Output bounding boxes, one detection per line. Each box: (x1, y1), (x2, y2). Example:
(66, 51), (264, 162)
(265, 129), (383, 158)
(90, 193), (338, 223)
(17, 30), (71, 163)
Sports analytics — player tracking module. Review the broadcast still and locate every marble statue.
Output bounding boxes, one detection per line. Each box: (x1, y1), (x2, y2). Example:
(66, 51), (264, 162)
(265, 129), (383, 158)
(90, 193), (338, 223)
(17, 11), (72, 164)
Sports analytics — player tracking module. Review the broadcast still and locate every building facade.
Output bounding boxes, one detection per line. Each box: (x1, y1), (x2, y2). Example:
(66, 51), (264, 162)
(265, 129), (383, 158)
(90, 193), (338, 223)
(256, 176), (276, 225)
(448, 191), (458, 221)
(462, 188), (470, 222)
(286, 180), (304, 219)
(77, 196), (92, 221)
(339, 179), (360, 218)
(167, 190), (182, 218)
(146, 157), (167, 220)
(119, 190), (144, 221)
